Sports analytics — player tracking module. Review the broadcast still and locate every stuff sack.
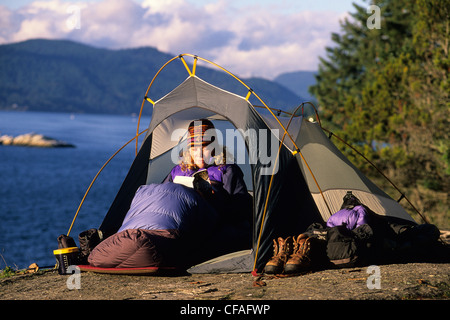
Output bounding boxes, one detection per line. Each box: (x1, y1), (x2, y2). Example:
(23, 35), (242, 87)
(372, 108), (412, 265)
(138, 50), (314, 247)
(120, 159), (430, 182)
(326, 224), (374, 268)
(302, 223), (331, 268)
(78, 228), (104, 264)
(390, 223), (445, 263)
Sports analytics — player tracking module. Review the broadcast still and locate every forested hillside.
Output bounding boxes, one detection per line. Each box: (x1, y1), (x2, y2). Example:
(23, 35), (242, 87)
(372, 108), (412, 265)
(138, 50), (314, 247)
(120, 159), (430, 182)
(0, 39), (305, 115)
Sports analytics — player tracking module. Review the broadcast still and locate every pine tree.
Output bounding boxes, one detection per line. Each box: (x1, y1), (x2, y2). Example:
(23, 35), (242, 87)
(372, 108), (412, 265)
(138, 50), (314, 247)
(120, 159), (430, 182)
(310, 0), (449, 225)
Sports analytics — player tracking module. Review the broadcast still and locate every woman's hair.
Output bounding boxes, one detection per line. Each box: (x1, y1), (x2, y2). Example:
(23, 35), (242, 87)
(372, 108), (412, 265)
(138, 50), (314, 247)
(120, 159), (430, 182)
(180, 149), (196, 171)
(179, 146), (227, 172)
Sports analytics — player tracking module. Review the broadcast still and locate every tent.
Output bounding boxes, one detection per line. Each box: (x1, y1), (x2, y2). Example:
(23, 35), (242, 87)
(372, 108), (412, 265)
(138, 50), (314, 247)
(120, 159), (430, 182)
(77, 54), (419, 274)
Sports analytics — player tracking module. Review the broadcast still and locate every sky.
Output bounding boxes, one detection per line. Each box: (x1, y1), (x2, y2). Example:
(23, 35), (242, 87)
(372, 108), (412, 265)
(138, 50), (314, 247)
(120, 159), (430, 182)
(0, 0), (367, 79)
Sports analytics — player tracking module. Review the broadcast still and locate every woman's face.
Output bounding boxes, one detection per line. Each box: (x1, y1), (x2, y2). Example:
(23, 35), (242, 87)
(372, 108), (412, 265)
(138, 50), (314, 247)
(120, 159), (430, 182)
(189, 145), (213, 169)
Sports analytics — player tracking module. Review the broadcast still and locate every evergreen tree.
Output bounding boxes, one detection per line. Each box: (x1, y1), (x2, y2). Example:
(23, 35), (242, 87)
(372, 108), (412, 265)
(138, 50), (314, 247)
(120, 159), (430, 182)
(310, 0), (449, 224)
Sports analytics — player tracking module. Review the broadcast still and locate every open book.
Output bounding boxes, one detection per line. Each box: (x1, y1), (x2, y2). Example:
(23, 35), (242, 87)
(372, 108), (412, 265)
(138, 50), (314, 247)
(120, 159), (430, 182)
(173, 175), (194, 188)
(173, 169), (212, 193)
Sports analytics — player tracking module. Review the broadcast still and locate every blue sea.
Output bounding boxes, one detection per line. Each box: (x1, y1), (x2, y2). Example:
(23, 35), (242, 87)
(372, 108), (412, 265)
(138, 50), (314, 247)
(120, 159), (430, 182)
(0, 111), (151, 269)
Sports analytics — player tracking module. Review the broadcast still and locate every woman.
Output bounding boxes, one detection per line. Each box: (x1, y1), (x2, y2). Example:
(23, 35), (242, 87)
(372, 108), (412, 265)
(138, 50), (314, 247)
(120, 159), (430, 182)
(164, 119), (252, 226)
(88, 119), (252, 270)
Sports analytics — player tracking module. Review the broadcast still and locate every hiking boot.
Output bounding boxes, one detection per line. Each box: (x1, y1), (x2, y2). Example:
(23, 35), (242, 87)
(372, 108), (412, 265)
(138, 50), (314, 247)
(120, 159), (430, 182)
(264, 236), (293, 274)
(284, 234), (312, 274)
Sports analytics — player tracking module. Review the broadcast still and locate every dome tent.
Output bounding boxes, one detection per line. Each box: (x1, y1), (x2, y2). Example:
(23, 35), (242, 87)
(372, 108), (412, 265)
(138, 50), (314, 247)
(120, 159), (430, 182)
(75, 54), (418, 274)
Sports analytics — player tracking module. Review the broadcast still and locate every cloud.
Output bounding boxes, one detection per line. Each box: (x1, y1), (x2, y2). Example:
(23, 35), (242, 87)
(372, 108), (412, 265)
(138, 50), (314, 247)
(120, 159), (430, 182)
(0, 0), (349, 78)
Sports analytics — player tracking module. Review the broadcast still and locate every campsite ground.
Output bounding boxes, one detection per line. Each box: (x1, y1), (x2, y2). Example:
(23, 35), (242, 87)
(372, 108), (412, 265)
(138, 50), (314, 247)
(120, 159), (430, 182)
(1, 262), (448, 303)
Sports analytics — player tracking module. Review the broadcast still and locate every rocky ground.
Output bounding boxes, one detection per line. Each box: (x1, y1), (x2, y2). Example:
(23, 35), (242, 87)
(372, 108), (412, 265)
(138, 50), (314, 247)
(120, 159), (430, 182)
(1, 262), (448, 317)
(1, 262), (448, 299)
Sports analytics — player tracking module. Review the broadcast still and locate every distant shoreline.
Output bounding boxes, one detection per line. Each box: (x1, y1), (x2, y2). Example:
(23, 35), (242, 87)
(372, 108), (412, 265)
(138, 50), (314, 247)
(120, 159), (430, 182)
(0, 132), (75, 148)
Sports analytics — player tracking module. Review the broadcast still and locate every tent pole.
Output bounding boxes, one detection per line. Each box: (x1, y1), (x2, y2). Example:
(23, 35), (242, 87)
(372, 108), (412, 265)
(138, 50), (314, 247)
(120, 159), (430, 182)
(179, 55), (193, 76)
(290, 103), (333, 217)
(252, 110), (298, 272)
(67, 129), (148, 236)
(252, 139), (283, 273)
(135, 55), (180, 154)
(252, 106), (332, 272)
(294, 102), (427, 224)
(322, 128), (429, 224)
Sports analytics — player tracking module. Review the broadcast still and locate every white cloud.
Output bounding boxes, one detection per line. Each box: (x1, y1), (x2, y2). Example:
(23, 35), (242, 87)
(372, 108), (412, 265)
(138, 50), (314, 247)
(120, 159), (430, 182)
(0, 0), (350, 78)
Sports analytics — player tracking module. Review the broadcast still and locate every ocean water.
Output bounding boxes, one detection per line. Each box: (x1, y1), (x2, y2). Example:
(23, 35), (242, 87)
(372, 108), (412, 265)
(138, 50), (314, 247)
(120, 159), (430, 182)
(0, 111), (151, 269)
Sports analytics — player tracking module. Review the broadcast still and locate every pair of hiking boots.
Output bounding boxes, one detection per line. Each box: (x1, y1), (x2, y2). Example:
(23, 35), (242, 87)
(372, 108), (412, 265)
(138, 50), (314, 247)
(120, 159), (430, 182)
(264, 234), (315, 274)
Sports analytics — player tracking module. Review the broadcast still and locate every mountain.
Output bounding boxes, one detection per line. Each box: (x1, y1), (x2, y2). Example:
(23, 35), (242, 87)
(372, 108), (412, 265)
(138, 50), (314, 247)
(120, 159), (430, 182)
(274, 71), (317, 102)
(0, 39), (304, 115)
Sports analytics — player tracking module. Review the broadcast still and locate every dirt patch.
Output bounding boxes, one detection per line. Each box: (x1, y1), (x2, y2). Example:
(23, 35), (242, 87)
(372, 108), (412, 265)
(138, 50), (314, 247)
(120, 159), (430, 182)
(1, 262), (449, 301)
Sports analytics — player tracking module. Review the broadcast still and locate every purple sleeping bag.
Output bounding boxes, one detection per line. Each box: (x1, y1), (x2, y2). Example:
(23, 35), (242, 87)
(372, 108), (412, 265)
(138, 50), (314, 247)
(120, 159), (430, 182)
(88, 183), (219, 269)
(326, 205), (371, 230)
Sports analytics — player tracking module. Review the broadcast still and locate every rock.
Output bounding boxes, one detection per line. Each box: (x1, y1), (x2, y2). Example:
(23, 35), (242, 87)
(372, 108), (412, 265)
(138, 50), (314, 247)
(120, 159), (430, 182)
(0, 133), (75, 148)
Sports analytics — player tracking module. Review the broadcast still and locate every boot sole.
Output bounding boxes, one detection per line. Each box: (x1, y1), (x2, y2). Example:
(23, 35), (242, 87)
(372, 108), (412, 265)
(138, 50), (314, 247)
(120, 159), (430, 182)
(264, 265), (284, 274)
(284, 263), (310, 274)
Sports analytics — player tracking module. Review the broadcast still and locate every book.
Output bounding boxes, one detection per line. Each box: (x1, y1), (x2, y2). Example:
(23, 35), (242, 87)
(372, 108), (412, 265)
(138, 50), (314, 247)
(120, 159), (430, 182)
(173, 175), (194, 188)
(173, 169), (213, 194)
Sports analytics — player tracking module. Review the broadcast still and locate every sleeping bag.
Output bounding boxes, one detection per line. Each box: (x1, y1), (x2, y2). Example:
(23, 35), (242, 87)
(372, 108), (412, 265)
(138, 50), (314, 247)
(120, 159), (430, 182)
(88, 183), (220, 269)
(326, 205), (370, 230)
(118, 183), (218, 234)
